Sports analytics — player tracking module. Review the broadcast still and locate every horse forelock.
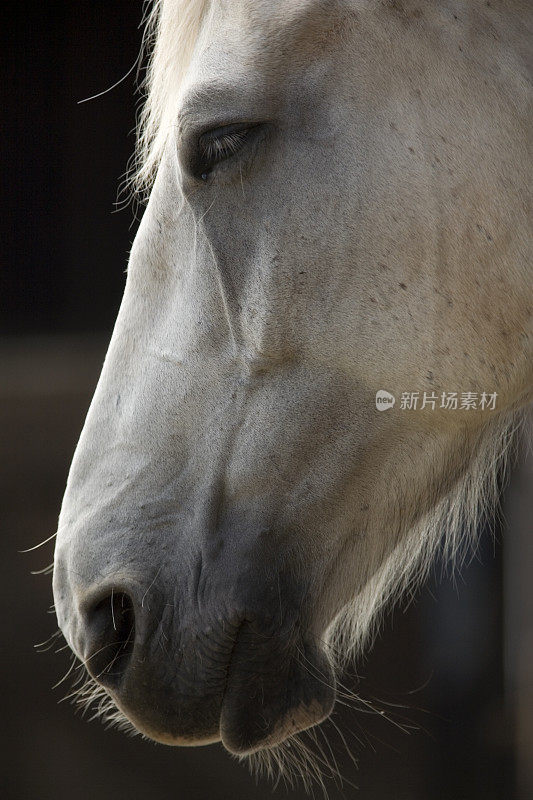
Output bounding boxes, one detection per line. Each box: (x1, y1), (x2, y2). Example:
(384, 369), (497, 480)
(133, 0), (211, 197)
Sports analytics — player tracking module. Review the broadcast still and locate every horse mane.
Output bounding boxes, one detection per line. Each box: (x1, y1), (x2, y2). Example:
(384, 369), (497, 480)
(134, 0), (210, 197)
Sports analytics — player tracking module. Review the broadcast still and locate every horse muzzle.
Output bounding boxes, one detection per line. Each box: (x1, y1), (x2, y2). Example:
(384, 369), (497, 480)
(54, 566), (336, 754)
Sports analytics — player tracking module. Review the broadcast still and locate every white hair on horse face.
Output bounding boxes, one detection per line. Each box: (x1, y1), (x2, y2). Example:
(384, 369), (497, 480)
(134, 0), (211, 196)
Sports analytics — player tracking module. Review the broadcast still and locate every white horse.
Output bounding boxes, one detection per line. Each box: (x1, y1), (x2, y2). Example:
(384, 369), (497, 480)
(53, 0), (532, 785)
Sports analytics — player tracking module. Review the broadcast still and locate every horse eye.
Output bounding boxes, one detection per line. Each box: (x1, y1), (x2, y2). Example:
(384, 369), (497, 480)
(197, 123), (255, 180)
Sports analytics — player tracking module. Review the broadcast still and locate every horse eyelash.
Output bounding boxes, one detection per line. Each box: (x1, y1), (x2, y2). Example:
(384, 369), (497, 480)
(200, 129), (251, 167)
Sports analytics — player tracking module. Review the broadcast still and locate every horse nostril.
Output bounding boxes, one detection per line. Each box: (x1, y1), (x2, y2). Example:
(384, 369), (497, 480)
(83, 592), (135, 688)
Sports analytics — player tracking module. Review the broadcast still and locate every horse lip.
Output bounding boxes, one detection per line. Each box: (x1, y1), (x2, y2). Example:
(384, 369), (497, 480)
(219, 621), (336, 755)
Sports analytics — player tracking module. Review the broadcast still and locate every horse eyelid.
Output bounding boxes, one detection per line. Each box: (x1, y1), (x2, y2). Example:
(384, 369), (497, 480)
(196, 123), (263, 179)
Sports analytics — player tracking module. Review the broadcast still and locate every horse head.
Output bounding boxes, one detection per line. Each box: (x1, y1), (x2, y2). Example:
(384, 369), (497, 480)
(53, 0), (532, 761)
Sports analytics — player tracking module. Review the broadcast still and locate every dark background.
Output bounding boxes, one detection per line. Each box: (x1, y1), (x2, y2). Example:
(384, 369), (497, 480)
(2, 3), (531, 799)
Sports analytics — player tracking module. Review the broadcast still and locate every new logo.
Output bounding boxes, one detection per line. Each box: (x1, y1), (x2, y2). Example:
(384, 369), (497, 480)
(375, 390), (396, 411)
